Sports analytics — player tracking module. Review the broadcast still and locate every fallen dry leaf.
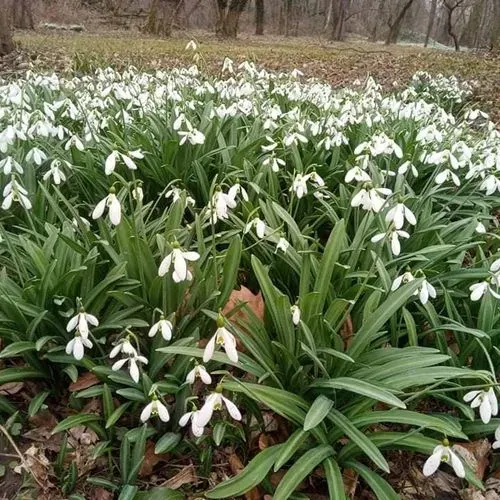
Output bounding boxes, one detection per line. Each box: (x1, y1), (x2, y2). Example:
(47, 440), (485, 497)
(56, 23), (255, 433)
(342, 467), (358, 498)
(228, 451), (261, 500)
(69, 372), (100, 392)
(163, 464), (197, 489)
(455, 440), (490, 481)
(0, 381), (24, 396)
(340, 314), (354, 349)
(68, 425), (99, 446)
(139, 440), (168, 477)
(223, 286), (265, 324)
(89, 487), (113, 500)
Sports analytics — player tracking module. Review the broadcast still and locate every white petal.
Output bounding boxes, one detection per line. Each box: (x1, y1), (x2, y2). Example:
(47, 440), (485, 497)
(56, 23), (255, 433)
(109, 196), (121, 225)
(109, 344), (122, 358)
(73, 338), (84, 360)
(148, 322), (160, 337)
(391, 233), (401, 256)
(158, 254), (172, 277)
(480, 398), (492, 424)
(199, 367), (212, 384)
(203, 334), (216, 363)
(371, 233), (385, 243)
(92, 198), (107, 220)
(173, 251), (187, 281)
(489, 388), (498, 416)
(157, 402), (170, 422)
(86, 314), (99, 327)
(112, 358), (128, 371)
(222, 396), (242, 420)
(179, 412), (193, 427)
(186, 368), (196, 384)
(464, 390), (481, 402)
(222, 330), (239, 363)
(140, 402), (153, 422)
(65, 338), (75, 355)
(419, 285), (429, 305)
(183, 251), (200, 262)
(450, 450), (465, 478)
(66, 315), (79, 332)
(160, 321), (172, 341)
(391, 276), (403, 291)
(129, 359), (140, 383)
(423, 447), (443, 476)
(196, 397), (216, 427)
(105, 152), (116, 175)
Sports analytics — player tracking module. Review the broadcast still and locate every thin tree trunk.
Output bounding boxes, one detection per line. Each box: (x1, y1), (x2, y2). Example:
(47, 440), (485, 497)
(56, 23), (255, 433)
(255, 0), (264, 34)
(369, 0), (385, 42)
(324, 0), (333, 31)
(424, 0), (437, 47)
(385, 0), (414, 45)
(331, 0), (349, 40)
(215, 0), (248, 38)
(444, 2), (460, 51)
(12, 0), (34, 30)
(0, 0), (14, 56)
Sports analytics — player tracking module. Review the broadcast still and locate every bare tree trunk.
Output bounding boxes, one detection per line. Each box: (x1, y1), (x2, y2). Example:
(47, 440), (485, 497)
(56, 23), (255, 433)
(424, 0), (437, 47)
(144, 0), (181, 35)
(324, 0), (334, 31)
(0, 0), (14, 56)
(215, 0), (248, 38)
(385, 0), (415, 45)
(443, 0), (465, 51)
(369, 0), (386, 41)
(255, 0), (264, 34)
(330, 0), (349, 40)
(491, 0), (500, 50)
(12, 0), (34, 29)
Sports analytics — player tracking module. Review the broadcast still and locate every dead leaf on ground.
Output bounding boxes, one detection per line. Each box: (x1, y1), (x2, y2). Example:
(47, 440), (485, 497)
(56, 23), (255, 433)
(69, 372), (100, 392)
(340, 314), (354, 349)
(455, 439), (490, 481)
(0, 382), (24, 396)
(139, 441), (168, 477)
(223, 286), (265, 324)
(342, 467), (358, 498)
(163, 464), (197, 490)
(228, 451), (261, 500)
(25, 411), (61, 452)
(68, 425), (99, 446)
(89, 487), (114, 500)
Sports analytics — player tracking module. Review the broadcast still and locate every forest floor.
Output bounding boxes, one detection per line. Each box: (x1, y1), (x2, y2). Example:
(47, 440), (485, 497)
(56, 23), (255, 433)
(2, 30), (500, 121)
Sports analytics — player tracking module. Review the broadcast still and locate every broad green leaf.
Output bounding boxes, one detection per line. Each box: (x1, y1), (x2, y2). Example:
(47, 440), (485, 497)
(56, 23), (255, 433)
(304, 395), (333, 431)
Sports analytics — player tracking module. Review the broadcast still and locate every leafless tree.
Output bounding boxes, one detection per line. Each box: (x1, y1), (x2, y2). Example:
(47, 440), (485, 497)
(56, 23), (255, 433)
(424, 0), (437, 46)
(442, 0), (467, 51)
(0, 0), (14, 56)
(145, 0), (183, 36)
(12, 0), (34, 29)
(255, 0), (264, 34)
(386, 0), (415, 44)
(215, 0), (249, 38)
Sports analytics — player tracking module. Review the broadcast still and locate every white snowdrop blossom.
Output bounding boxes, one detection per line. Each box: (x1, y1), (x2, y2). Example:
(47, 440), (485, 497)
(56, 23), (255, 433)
(463, 388), (498, 424)
(391, 271), (415, 291)
(92, 188), (121, 226)
(26, 147), (47, 166)
(203, 317), (238, 363)
(290, 172), (324, 198)
(228, 183), (249, 203)
(0, 156), (23, 175)
(185, 40), (197, 51)
(109, 338), (137, 359)
(435, 168), (461, 187)
(351, 186), (392, 213)
(423, 440), (465, 478)
(179, 409), (205, 437)
(475, 222), (486, 234)
(195, 390), (242, 428)
(42, 160), (67, 185)
(276, 237), (290, 253)
(371, 229), (409, 256)
(385, 203), (417, 229)
(291, 305), (301, 326)
(178, 124), (205, 146)
(166, 187), (195, 206)
(2, 179), (31, 210)
(244, 217), (266, 239)
(104, 150), (142, 175)
(186, 364), (212, 385)
(208, 187), (237, 223)
(492, 426), (500, 450)
(345, 166), (371, 184)
(65, 332), (93, 361)
(132, 186), (143, 201)
(419, 279), (437, 305)
(398, 161), (418, 177)
(263, 155), (285, 172)
(112, 352), (148, 383)
(158, 245), (200, 282)
(469, 280), (500, 301)
(148, 315), (173, 341)
(64, 135), (85, 151)
(140, 397), (170, 423)
(66, 309), (99, 338)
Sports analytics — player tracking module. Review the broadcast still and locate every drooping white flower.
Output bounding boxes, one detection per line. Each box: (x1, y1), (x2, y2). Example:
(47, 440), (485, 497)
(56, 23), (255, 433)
(64, 135), (85, 151)
(228, 183), (249, 203)
(112, 353), (148, 383)
(492, 425), (500, 450)
(479, 175), (500, 196)
(391, 271), (415, 291)
(92, 188), (121, 226)
(423, 441), (465, 478)
(291, 305), (301, 326)
(132, 186), (143, 201)
(26, 147), (47, 166)
(66, 309), (99, 338)
(222, 57), (234, 74)
(398, 160), (418, 177)
(109, 338), (137, 359)
(42, 160), (67, 185)
(469, 281), (500, 301)
(203, 319), (238, 363)
(276, 237), (290, 253)
(351, 186), (392, 213)
(178, 126), (205, 146)
(291, 173), (309, 198)
(185, 39), (197, 51)
(475, 222), (487, 234)
(244, 217), (266, 239)
(195, 390), (242, 428)
(208, 188), (237, 223)
(140, 397), (170, 423)
(158, 245), (200, 282)
(2, 179), (31, 210)
(179, 409), (205, 437)
(104, 150), (141, 175)
(463, 388), (498, 424)
(0, 156), (23, 175)
(263, 155), (285, 172)
(419, 279), (437, 305)
(345, 166), (371, 184)
(186, 364), (212, 385)
(166, 186), (195, 207)
(371, 229), (409, 256)
(66, 332), (93, 361)
(385, 203), (417, 229)
(435, 169), (460, 186)
(148, 316), (173, 341)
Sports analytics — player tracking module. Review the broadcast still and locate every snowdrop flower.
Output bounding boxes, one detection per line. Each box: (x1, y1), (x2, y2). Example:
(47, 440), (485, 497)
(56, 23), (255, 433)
(185, 40), (197, 51)
(208, 188), (237, 223)
(463, 388), (498, 424)
(398, 161), (418, 177)
(203, 316), (238, 363)
(109, 338), (137, 359)
(186, 364), (212, 385)
(179, 409), (205, 437)
(469, 280), (500, 301)
(228, 183), (248, 203)
(178, 126), (205, 146)
(261, 136), (278, 153)
(66, 308), (99, 338)
(284, 131), (307, 147)
(158, 244), (200, 282)
(419, 279), (437, 305)
(140, 396), (170, 423)
(112, 353), (148, 383)
(479, 175), (500, 196)
(263, 155), (285, 172)
(371, 229), (409, 256)
(165, 187), (195, 206)
(26, 147), (47, 166)
(92, 187), (121, 226)
(475, 222), (486, 234)
(196, 389), (242, 428)
(291, 173), (309, 198)
(0, 156), (23, 175)
(309, 171), (324, 187)
(104, 150), (140, 175)
(64, 135), (84, 151)
(291, 305), (301, 326)
(148, 315), (173, 341)
(423, 439), (465, 478)
(2, 179), (31, 210)
(345, 166), (371, 184)
(492, 426), (500, 450)
(244, 217), (266, 239)
(132, 186), (143, 201)
(351, 186), (392, 213)
(435, 169), (460, 187)
(66, 332), (93, 361)
(222, 57), (234, 74)
(42, 160), (66, 185)
(391, 271), (415, 291)
(385, 203), (417, 229)
(276, 237), (290, 253)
